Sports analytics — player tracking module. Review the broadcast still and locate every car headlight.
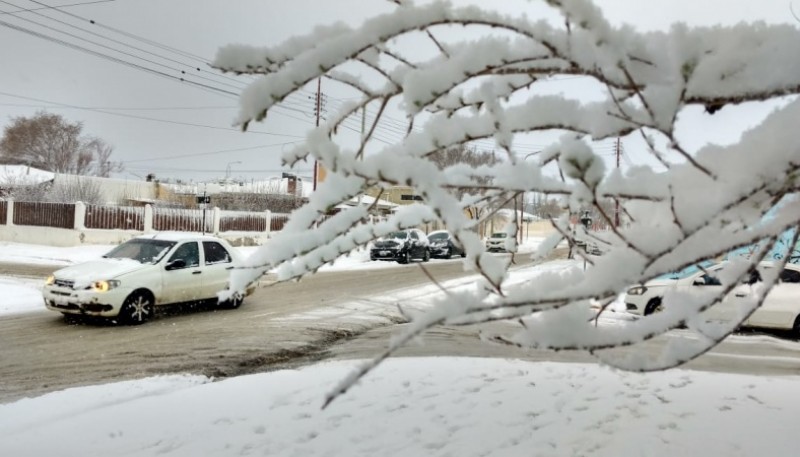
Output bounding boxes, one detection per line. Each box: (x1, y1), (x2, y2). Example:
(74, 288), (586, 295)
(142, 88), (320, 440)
(45, 275), (55, 286)
(627, 286), (647, 295)
(92, 280), (121, 293)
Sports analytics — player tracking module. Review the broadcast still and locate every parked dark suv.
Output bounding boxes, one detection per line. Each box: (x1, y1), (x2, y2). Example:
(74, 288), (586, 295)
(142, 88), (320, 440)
(427, 230), (466, 258)
(370, 229), (430, 264)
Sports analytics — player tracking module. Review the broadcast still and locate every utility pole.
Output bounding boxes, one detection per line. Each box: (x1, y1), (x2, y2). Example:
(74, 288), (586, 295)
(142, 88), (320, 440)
(313, 78), (322, 192)
(614, 137), (621, 228)
(357, 106), (366, 207)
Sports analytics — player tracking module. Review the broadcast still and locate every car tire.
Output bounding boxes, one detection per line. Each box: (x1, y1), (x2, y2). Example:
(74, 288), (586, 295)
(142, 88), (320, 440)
(423, 249), (430, 262)
(644, 298), (663, 316)
(220, 293), (244, 310)
(118, 291), (154, 325)
(397, 250), (410, 264)
(792, 315), (800, 339)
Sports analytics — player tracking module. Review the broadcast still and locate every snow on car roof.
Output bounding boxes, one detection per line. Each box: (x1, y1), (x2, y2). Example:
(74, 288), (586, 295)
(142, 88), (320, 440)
(134, 232), (226, 242)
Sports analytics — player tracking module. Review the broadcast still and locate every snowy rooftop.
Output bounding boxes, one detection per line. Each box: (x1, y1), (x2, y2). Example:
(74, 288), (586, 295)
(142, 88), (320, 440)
(336, 194), (399, 210)
(496, 208), (540, 222)
(0, 165), (54, 186)
(164, 176), (312, 198)
(135, 232), (229, 243)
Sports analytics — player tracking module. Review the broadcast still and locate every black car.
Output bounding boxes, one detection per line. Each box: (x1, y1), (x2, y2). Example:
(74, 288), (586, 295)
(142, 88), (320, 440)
(370, 229), (430, 264)
(427, 230), (466, 258)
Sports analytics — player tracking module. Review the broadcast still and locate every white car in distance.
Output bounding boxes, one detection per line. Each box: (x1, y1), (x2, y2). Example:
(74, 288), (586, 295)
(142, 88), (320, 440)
(43, 234), (252, 325)
(486, 232), (513, 253)
(625, 261), (800, 335)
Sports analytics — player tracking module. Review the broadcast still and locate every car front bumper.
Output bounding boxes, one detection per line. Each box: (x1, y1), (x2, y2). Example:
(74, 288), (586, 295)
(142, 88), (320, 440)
(43, 286), (128, 317)
(370, 248), (402, 261)
(486, 242), (505, 251)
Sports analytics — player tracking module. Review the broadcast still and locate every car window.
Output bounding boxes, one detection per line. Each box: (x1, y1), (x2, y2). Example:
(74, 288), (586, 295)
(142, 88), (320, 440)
(780, 269), (800, 283)
(428, 232), (448, 241)
(410, 231), (419, 240)
(386, 231), (408, 240)
(492, 233), (507, 239)
(168, 242), (200, 269)
(656, 260), (717, 280)
(696, 273), (722, 286)
(203, 241), (232, 265)
(104, 239), (176, 264)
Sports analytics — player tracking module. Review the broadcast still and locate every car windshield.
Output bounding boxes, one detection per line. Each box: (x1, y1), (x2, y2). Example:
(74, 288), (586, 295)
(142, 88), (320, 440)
(386, 231), (408, 240)
(655, 260), (717, 280)
(491, 233), (507, 239)
(103, 239), (177, 264)
(428, 232), (449, 241)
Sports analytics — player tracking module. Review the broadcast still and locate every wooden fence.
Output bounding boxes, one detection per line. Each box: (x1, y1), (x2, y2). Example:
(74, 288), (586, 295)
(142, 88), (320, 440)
(85, 205), (145, 231)
(220, 211), (267, 232)
(12, 202), (75, 229)
(0, 201), (5, 225)
(270, 213), (290, 232)
(153, 207), (214, 233)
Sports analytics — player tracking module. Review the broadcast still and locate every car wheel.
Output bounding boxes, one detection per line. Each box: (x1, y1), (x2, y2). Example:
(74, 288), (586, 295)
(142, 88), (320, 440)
(397, 250), (410, 264)
(644, 298), (663, 316)
(423, 249), (430, 262)
(220, 292), (244, 310)
(792, 315), (800, 339)
(118, 291), (154, 325)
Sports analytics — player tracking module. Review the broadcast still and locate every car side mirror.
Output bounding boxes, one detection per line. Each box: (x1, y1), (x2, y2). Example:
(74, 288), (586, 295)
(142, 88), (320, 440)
(692, 277), (705, 286)
(166, 259), (186, 271)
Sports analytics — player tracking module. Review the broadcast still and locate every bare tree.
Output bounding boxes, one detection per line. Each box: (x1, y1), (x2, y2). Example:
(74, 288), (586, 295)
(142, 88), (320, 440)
(84, 138), (123, 178)
(0, 112), (120, 176)
(46, 175), (103, 205)
(212, 0), (800, 406)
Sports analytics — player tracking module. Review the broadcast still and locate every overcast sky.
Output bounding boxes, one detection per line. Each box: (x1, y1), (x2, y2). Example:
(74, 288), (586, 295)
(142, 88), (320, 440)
(0, 0), (797, 184)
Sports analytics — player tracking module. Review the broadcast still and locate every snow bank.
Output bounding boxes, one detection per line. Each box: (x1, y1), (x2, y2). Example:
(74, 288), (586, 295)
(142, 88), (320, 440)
(1, 358), (798, 457)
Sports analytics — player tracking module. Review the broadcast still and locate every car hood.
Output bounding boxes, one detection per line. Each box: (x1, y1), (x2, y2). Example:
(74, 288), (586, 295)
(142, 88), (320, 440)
(641, 279), (676, 288)
(374, 240), (402, 248)
(55, 259), (149, 282)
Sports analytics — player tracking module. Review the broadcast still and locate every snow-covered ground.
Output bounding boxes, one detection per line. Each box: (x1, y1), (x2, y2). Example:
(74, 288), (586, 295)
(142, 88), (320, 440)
(0, 276), (43, 316)
(1, 239), (799, 455)
(2, 357), (799, 457)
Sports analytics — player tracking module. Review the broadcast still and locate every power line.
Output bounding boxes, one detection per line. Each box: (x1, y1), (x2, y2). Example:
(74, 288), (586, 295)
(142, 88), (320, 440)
(0, 91), (306, 137)
(124, 165), (313, 174)
(19, 0), (252, 89)
(0, 0), (115, 15)
(26, 0), (252, 88)
(0, 102), (240, 110)
(0, 17), (241, 99)
(0, 1), (247, 92)
(121, 142), (304, 164)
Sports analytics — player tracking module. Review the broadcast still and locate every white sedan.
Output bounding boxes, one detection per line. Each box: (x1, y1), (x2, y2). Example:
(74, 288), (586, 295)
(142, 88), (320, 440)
(625, 261), (800, 334)
(43, 233), (253, 324)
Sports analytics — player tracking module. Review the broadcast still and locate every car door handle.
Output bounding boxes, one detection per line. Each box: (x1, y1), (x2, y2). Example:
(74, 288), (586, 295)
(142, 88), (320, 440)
(735, 293), (747, 298)
(225, 266), (234, 270)
(192, 271), (202, 275)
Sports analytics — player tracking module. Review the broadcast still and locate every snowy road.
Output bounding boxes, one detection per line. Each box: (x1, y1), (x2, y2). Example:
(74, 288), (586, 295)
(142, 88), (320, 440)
(2, 250), (800, 404)
(0, 256), (516, 403)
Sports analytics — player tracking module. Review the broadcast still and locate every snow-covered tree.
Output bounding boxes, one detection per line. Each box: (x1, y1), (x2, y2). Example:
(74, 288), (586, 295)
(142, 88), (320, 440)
(213, 0), (800, 406)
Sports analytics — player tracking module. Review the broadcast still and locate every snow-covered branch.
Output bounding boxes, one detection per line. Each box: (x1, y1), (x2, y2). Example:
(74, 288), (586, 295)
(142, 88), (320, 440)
(216, 0), (800, 407)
